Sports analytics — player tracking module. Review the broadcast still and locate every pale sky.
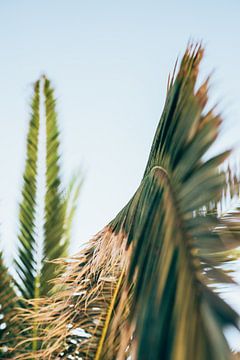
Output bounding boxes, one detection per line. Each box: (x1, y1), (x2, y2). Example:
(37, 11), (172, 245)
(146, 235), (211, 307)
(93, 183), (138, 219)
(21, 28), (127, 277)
(0, 1), (240, 263)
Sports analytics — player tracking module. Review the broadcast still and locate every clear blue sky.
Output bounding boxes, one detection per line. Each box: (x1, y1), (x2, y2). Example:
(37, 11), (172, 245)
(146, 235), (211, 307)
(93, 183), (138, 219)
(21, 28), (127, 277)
(0, 1), (240, 262)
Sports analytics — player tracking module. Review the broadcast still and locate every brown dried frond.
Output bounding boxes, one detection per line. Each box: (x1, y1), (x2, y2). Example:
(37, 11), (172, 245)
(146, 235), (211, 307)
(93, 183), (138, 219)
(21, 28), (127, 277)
(15, 226), (129, 359)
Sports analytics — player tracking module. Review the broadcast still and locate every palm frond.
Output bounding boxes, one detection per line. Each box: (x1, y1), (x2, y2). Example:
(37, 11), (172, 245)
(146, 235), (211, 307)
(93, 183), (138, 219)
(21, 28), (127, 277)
(15, 77), (77, 299)
(11, 77), (80, 357)
(12, 227), (127, 359)
(15, 80), (40, 299)
(113, 45), (238, 360)
(40, 78), (69, 296)
(94, 45), (239, 360)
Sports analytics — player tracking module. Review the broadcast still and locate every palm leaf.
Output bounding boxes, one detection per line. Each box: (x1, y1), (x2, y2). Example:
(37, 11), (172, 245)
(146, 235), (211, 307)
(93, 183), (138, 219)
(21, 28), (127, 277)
(113, 46), (238, 360)
(15, 80), (40, 299)
(15, 77), (76, 299)
(91, 45), (239, 360)
(11, 77), (81, 357)
(40, 77), (68, 296)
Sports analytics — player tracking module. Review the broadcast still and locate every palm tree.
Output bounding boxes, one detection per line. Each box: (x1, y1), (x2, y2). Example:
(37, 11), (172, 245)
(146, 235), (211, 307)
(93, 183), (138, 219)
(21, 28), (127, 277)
(0, 77), (80, 358)
(17, 44), (240, 360)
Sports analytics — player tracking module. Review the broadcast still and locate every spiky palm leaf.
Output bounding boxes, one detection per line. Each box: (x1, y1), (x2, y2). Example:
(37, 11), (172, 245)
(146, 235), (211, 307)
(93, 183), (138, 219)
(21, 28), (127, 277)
(16, 45), (240, 360)
(41, 77), (67, 296)
(110, 47), (239, 360)
(15, 77), (80, 300)
(10, 77), (80, 357)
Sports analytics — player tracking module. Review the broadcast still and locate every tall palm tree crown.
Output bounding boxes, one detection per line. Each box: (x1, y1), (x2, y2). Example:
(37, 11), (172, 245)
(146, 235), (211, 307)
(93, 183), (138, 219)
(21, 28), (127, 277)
(14, 44), (240, 360)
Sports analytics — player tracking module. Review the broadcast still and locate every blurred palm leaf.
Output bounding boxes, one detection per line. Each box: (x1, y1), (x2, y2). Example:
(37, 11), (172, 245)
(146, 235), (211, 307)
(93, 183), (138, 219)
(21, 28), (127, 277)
(0, 77), (82, 357)
(41, 77), (68, 296)
(19, 45), (240, 360)
(15, 77), (80, 300)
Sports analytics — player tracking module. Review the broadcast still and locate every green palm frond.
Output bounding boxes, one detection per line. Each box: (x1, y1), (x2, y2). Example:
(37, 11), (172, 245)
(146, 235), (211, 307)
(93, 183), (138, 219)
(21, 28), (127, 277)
(15, 45), (240, 360)
(116, 46), (238, 360)
(94, 45), (239, 360)
(15, 77), (79, 300)
(10, 77), (81, 357)
(41, 78), (67, 296)
(0, 250), (19, 358)
(15, 80), (40, 299)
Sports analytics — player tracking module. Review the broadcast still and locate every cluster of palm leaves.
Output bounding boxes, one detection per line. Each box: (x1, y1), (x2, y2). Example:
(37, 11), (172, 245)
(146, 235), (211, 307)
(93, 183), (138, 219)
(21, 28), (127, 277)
(0, 77), (80, 358)
(1, 44), (240, 359)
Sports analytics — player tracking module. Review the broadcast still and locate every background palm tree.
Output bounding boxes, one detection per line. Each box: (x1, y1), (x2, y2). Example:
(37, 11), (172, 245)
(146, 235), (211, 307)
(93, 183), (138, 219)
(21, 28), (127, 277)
(0, 77), (81, 358)
(18, 44), (240, 360)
